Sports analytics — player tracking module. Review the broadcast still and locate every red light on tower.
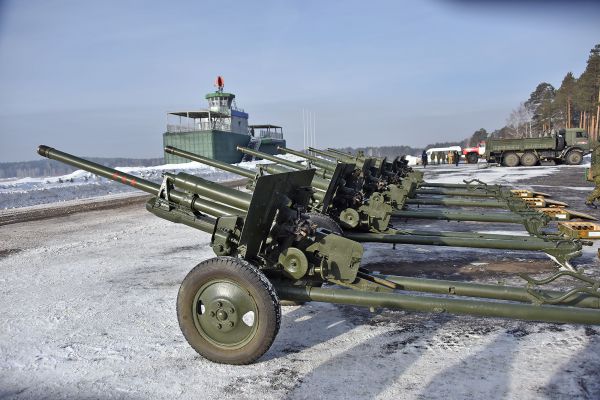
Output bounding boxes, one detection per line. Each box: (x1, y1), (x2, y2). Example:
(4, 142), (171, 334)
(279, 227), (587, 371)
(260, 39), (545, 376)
(215, 76), (224, 91)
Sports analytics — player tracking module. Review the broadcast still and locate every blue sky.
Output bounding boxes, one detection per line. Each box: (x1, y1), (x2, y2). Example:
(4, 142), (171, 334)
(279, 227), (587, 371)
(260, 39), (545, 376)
(0, 0), (598, 161)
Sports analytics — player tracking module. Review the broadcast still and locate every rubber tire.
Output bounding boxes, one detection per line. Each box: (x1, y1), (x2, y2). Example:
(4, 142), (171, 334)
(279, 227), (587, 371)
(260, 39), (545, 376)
(177, 257), (281, 365)
(565, 150), (583, 165)
(308, 212), (343, 234)
(520, 152), (538, 167)
(502, 152), (520, 167)
(466, 153), (479, 164)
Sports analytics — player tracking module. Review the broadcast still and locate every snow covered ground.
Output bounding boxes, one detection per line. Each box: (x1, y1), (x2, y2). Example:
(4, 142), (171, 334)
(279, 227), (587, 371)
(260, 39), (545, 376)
(1, 162), (599, 399)
(423, 162), (587, 185)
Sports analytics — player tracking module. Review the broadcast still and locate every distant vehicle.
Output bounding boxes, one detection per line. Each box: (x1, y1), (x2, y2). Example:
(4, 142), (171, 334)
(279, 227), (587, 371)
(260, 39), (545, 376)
(425, 146), (462, 163)
(462, 142), (486, 164)
(484, 128), (591, 167)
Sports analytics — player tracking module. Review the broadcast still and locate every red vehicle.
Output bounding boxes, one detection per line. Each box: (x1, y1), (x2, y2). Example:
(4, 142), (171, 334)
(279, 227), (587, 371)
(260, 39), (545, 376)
(462, 142), (486, 164)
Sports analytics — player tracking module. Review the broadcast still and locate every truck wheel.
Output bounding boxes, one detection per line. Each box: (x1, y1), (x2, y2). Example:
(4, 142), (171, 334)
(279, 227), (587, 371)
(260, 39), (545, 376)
(520, 152), (538, 167)
(565, 151), (583, 165)
(502, 152), (520, 167)
(466, 153), (479, 164)
(177, 257), (281, 364)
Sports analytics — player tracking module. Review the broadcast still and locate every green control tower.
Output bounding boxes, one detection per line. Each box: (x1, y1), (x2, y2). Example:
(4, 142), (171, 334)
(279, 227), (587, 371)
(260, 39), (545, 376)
(163, 77), (286, 164)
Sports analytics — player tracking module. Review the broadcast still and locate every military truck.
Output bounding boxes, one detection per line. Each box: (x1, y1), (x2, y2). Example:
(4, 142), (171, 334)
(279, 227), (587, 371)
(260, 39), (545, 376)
(485, 128), (590, 167)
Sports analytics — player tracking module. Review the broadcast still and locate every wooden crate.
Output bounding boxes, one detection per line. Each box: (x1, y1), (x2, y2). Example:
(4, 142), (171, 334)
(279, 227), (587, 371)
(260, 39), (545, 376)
(511, 189), (533, 198)
(558, 221), (600, 239)
(538, 207), (570, 220)
(521, 197), (546, 208)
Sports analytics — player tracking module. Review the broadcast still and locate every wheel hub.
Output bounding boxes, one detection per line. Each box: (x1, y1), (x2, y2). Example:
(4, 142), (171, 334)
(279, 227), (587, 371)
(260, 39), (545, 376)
(193, 280), (258, 348)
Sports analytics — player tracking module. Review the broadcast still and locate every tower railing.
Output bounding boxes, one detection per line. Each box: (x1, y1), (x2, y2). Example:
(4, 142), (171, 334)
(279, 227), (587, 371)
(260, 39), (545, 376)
(166, 121), (234, 133)
(258, 130), (283, 139)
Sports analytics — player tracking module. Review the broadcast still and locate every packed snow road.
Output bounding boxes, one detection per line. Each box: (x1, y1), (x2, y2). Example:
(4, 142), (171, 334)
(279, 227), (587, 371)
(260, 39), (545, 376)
(1, 163), (600, 399)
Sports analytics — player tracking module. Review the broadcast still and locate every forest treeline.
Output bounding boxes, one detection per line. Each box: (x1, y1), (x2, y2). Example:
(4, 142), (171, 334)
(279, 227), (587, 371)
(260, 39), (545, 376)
(466, 43), (600, 146)
(0, 158), (164, 179)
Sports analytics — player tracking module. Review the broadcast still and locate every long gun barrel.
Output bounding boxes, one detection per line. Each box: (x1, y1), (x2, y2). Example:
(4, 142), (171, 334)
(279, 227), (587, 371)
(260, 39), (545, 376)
(38, 145), (160, 195)
(164, 146), (255, 179)
(325, 147), (388, 168)
(166, 145), (330, 195)
(310, 146), (382, 168)
(36, 146), (247, 229)
(326, 148), (355, 157)
(277, 146), (337, 172)
(237, 146), (334, 179)
(309, 147), (353, 162)
(236, 146), (334, 185)
(236, 146), (307, 171)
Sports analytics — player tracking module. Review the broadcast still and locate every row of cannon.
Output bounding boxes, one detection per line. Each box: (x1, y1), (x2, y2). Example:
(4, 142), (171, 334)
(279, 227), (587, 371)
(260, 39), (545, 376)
(37, 143), (600, 364)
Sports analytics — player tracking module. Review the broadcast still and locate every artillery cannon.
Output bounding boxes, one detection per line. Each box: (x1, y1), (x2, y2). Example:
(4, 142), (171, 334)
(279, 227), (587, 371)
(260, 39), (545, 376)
(301, 147), (599, 227)
(284, 147), (526, 209)
(240, 146), (566, 234)
(286, 145), (421, 191)
(307, 147), (563, 206)
(37, 144), (600, 365)
(165, 146), (587, 269)
(310, 147), (422, 188)
(314, 148), (566, 203)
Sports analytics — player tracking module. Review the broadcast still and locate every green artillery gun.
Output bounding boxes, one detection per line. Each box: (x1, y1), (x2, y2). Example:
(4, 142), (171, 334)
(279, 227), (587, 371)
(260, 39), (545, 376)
(306, 147), (568, 209)
(299, 147), (596, 228)
(283, 146), (530, 210)
(37, 144), (600, 365)
(319, 148), (431, 189)
(246, 146), (560, 234)
(165, 146), (586, 270)
(303, 148), (597, 228)
(324, 147), (412, 177)
(277, 146), (421, 206)
(308, 146), (422, 190)
(313, 147), (567, 204)
(169, 145), (398, 232)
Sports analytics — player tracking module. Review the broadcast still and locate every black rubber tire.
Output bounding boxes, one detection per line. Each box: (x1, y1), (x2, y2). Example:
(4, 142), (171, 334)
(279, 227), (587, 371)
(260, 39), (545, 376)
(565, 150), (583, 165)
(177, 257), (280, 365)
(502, 152), (520, 167)
(308, 212), (343, 234)
(466, 153), (479, 164)
(520, 152), (538, 167)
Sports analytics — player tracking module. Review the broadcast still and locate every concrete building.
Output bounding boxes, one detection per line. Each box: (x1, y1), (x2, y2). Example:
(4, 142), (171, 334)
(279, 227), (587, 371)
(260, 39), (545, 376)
(163, 77), (286, 164)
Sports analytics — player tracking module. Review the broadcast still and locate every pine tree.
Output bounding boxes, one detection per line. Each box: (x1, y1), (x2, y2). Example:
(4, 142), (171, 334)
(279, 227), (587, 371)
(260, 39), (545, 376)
(575, 44), (600, 140)
(554, 72), (576, 129)
(468, 128), (488, 146)
(525, 83), (556, 135)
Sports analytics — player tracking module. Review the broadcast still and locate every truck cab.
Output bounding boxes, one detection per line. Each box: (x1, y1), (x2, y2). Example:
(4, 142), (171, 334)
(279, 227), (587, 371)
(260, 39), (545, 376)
(562, 128), (590, 151)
